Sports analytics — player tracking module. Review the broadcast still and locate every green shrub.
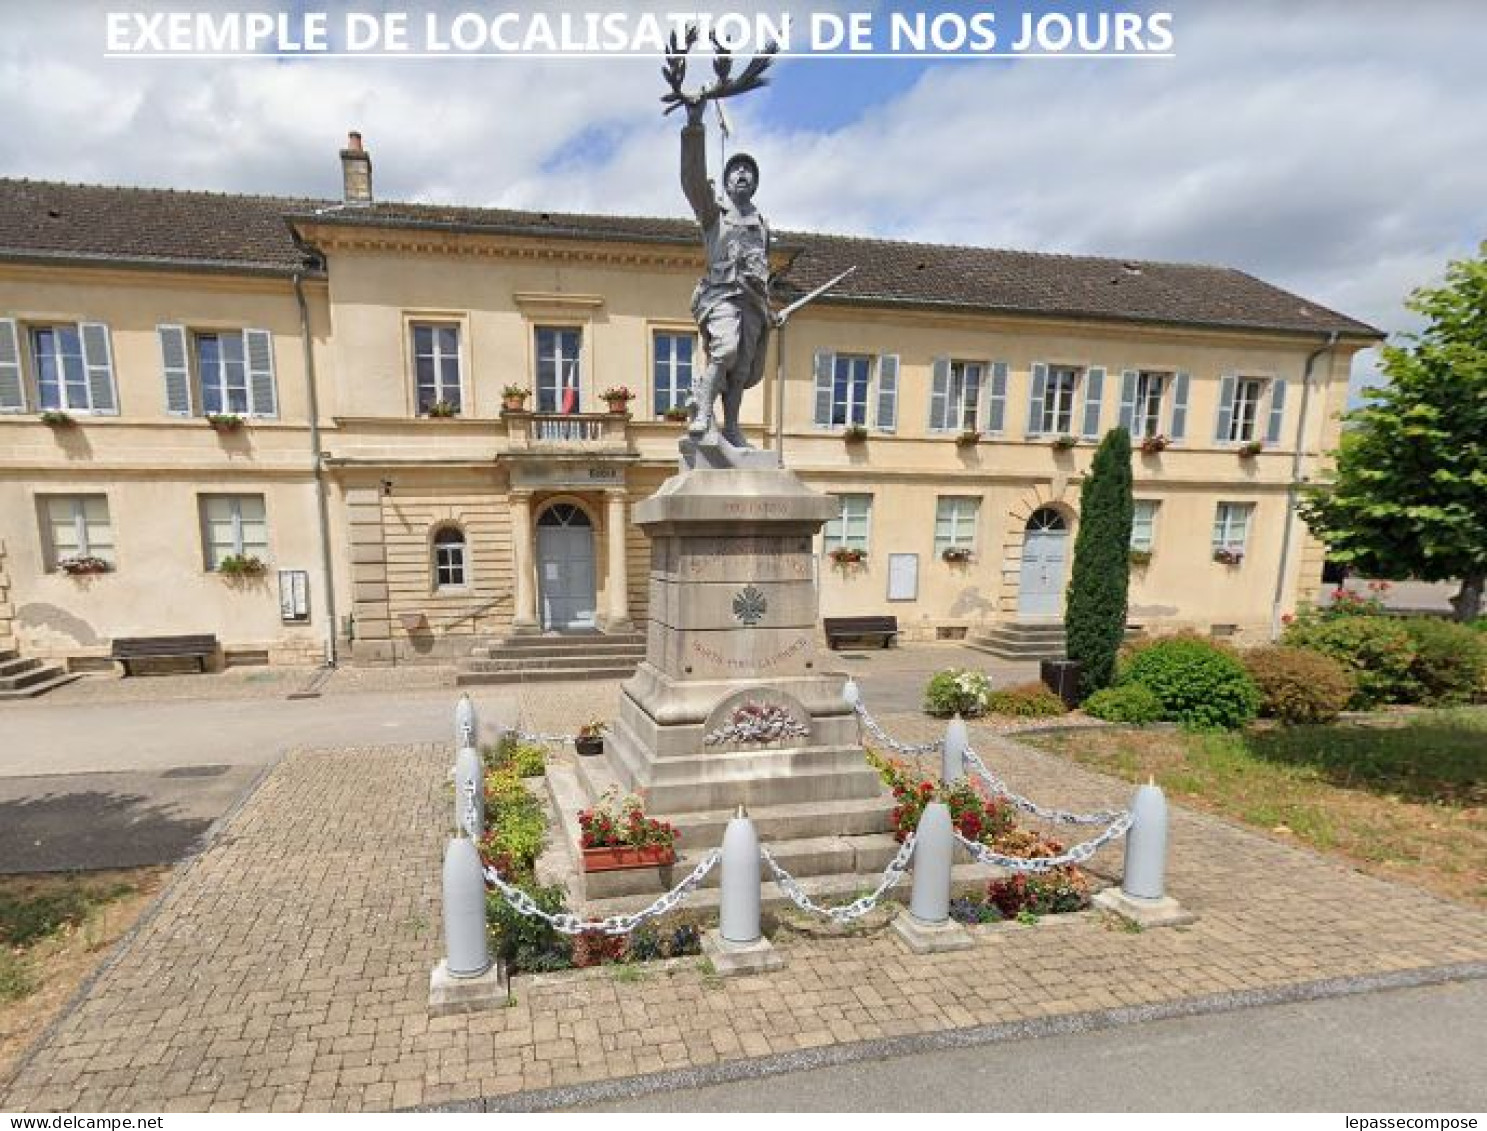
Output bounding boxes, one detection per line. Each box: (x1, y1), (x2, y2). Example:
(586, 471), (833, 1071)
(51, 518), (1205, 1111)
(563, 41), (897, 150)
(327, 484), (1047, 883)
(487, 883), (572, 972)
(923, 669), (991, 717)
(1242, 646), (1356, 724)
(484, 736), (547, 778)
(984, 681), (1068, 718)
(1403, 618), (1487, 705)
(480, 768), (547, 884)
(1117, 636), (1260, 730)
(1065, 427), (1134, 694)
(1283, 615), (1417, 708)
(1082, 683), (1165, 724)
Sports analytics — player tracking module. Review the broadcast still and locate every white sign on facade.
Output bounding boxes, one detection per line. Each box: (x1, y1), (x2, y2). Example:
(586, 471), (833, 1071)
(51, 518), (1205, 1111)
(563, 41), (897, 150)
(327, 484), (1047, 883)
(887, 553), (918, 601)
(278, 569), (310, 622)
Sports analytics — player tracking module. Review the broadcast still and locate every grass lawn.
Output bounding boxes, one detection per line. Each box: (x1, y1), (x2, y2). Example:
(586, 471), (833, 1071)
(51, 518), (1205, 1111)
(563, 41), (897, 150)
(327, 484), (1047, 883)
(1027, 708), (1487, 908)
(0, 868), (166, 1085)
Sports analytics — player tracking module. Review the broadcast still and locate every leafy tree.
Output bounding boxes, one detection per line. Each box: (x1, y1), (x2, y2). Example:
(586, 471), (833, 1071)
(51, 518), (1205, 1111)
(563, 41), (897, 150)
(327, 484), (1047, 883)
(1300, 246), (1487, 621)
(1065, 426), (1134, 694)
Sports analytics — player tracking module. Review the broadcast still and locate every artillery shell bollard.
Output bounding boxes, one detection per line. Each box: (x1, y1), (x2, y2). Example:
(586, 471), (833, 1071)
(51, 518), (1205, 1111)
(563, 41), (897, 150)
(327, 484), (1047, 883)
(702, 807), (784, 976)
(454, 693), (478, 749)
(942, 715), (968, 785)
(893, 801), (973, 953)
(428, 838), (504, 1015)
(1092, 781), (1197, 928)
(453, 745), (484, 839)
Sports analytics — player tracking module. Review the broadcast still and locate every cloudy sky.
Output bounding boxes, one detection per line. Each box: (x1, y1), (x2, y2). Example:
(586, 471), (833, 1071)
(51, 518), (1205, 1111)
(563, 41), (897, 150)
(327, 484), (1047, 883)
(3, 0), (1483, 397)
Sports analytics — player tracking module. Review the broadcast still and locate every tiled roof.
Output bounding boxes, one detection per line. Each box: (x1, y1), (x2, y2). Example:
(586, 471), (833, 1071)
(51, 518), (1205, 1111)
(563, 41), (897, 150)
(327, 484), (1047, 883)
(0, 178), (1381, 337)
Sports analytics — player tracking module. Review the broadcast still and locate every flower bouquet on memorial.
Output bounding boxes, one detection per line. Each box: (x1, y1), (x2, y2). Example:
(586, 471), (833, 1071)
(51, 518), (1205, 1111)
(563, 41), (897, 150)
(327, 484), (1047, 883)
(578, 789), (678, 871)
(575, 719), (607, 757)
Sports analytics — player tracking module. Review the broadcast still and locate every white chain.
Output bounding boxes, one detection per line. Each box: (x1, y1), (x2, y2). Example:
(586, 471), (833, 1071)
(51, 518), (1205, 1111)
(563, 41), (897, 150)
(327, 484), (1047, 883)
(482, 850), (721, 936)
(759, 834), (916, 923)
(513, 728), (579, 745)
(952, 813), (1132, 872)
(962, 744), (1127, 826)
(851, 701), (942, 756)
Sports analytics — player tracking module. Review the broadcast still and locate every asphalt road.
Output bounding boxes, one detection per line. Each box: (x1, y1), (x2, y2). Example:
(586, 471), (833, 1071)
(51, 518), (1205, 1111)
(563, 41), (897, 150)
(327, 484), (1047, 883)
(573, 978), (1487, 1112)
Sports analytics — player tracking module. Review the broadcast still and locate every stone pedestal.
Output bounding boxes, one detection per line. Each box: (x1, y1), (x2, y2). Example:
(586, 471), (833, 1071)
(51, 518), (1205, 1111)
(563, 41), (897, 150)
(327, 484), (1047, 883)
(602, 468), (888, 823)
(1092, 887), (1196, 929)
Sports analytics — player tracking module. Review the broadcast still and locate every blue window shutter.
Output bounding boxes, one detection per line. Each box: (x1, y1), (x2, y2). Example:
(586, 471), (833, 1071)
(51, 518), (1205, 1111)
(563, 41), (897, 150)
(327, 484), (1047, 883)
(984, 361), (1008, 433)
(1214, 373), (1237, 442)
(1081, 366), (1105, 438)
(1170, 371), (1191, 441)
(78, 322), (117, 414)
(1118, 370), (1139, 432)
(874, 354), (899, 432)
(812, 350), (834, 427)
(928, 356), (950, 431)
(244, 329), (278, 418)
(0, 319), (24, 412)
(158, 325), (192, 416)
(1265, 378), (1288, 445)
(1026, 362), (1048, 436)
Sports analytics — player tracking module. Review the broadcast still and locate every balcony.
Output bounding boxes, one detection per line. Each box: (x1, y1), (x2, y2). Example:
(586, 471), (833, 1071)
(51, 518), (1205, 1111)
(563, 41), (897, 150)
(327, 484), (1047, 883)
(500, 410), (632, 453)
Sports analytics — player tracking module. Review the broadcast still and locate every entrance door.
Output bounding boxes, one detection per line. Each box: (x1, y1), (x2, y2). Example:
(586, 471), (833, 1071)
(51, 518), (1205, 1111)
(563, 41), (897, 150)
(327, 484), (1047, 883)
(1018, 507), (1069, 617)
(536, 504), (597, 630)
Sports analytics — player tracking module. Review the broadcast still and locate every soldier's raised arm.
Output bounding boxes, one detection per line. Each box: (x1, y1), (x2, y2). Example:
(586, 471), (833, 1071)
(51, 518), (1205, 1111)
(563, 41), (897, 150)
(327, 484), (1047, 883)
(680, 100), (719, 229)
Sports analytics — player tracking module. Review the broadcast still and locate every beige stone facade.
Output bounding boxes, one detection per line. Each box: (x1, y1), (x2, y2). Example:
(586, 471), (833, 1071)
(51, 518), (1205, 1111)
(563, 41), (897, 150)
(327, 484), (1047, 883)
(0, 171), (1376, 667)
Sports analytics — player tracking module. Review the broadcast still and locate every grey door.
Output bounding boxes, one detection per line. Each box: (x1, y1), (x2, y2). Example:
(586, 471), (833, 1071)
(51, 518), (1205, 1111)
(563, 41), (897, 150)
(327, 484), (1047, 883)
(1018, 507), (1069, 617)
(536, 504), (596, 630)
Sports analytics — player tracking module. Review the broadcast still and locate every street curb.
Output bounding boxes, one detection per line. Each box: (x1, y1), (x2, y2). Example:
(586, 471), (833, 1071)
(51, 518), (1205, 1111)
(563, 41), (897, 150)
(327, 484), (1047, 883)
(433, 959), (1487, 1113)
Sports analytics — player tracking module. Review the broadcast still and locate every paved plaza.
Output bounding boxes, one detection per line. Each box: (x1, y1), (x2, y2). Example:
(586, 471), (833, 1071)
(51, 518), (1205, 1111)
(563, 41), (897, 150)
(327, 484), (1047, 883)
(2, 673), (1485, 1111)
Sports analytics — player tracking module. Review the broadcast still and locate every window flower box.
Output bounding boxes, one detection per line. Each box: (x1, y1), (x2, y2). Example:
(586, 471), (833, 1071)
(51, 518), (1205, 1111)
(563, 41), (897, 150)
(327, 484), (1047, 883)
(40, 410), (75, 427)
(842, 424), (868, 443)
(581, 844), (677, 873)
(1237, 440), (1263, 459)
(954, 430), (980, 448)
(206, 413), (244, 432)
(1128, 548), (1154, 567)
(601, 386), (635, 413)
(217, 553), (267, 576)
(941, 546), (974, 564)
(1051, 434), (1078, 451)
(425, 400), (460, 418)
(661, 405), (691, 423)
(501, 386), (530, 413)
(1139, 434), (1169, 455)
(58, 554), (111, 576)
(828, 546), (866, 566)
(1212, 546), (1244, 566)
(578, 790), (678, 872)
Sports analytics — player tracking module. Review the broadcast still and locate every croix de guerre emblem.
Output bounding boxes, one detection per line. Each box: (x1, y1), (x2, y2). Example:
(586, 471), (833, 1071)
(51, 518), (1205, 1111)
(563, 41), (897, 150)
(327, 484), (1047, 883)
(731, 584), (767, 626)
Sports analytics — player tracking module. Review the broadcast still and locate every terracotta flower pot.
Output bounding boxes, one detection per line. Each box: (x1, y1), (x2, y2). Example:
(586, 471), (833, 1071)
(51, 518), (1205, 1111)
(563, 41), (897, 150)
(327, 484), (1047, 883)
(502, 396), (527, 412)
(581, 845), (676, 873)
(606, 401), (630, 415)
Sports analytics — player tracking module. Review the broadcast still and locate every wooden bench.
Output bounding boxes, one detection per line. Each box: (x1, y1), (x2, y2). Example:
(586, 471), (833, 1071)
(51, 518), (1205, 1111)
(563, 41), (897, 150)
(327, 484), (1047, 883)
(823, 616), (899, 650)
(111, 635), (219, 676)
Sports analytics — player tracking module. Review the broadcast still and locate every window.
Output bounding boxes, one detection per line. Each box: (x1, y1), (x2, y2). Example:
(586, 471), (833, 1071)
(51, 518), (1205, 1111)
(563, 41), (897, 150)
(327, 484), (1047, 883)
(930, 360), (983, 432)
(32, 327), (87, 411)
(1133, 371), (1167, 438)
(432, 526), (467, 589)
(40, 495), (114, 570)
(830, 354), (872, 427)
(1227, 377), (1266, 442)
(535, 326), (582, 413)
(934, 497), (980, 553)
(16, 322), (117, 414)
(195, 333), (248, 416)
(200, 495), (268, 570)
(653, 331), (694, 416)
(823, 494), (872, 552)
(413, 323), (461, 415)
(1212, 502), (1253, 555)
(1131, 500), (1160, 552)
(1042, 365), (1081, 434)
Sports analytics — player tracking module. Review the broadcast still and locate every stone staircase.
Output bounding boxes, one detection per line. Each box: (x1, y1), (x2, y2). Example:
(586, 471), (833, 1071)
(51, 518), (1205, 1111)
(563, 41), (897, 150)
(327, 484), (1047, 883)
(965, 621), (1068, 661)
(455, 632), (646, 686)
(0, 648), (81, 700)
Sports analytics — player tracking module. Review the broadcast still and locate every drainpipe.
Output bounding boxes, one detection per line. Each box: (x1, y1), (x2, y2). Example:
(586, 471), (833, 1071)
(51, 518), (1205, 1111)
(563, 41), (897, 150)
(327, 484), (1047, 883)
(294, 267), (340, 666)
(1270, 330), (1339, 640)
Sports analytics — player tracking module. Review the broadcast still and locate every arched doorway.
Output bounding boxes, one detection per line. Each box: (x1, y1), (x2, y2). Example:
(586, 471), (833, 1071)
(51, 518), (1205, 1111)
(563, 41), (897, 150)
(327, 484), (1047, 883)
(536, 503), (596, 630)
(1018, 507), (1070, 617)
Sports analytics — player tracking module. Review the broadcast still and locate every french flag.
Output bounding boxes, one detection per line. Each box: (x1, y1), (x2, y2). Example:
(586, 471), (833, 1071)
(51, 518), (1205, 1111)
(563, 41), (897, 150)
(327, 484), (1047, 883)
(560, 360), (579, 414)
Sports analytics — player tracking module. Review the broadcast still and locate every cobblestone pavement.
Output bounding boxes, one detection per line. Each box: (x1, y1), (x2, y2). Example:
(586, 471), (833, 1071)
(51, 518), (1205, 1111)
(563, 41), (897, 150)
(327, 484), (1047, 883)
(4, 710), (1486, 1112)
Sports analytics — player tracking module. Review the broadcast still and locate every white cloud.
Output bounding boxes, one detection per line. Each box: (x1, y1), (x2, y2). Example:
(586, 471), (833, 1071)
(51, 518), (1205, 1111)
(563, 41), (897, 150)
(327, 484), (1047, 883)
(2, 1), (1482, 399)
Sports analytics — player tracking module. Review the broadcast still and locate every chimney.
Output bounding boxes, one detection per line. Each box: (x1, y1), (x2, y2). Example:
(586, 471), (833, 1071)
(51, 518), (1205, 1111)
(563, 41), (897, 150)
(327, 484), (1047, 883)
(340, 130), (372, 204)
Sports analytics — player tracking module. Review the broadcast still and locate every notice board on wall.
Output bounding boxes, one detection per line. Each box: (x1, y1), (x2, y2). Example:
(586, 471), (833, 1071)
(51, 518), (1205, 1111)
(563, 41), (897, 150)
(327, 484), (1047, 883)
(887, 553), (918, 601)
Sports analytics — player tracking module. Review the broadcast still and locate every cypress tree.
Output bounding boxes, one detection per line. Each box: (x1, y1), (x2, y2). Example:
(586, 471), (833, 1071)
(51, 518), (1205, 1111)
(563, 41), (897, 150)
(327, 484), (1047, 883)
(1065, 426), (1135, 695)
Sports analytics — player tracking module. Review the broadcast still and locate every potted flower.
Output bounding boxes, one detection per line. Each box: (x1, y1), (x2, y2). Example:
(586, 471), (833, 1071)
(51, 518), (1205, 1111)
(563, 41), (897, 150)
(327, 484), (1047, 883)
(1237, 440), (1264, 458)
(1140, 434), (1169, 455)
(206, 413), (244, 432)
(218, 553), (267, 576)
(575, 719), (607, 758)
(578, 790), (679, 872)
(425, 400), (460, 418)
(941, 546), (973, 564)
(662, 404), (691, 423)
(842, 424), (868, 443)
(40, 410), (75, 427)
(1128, 548), (1154, 567)
(58, 554), (111, 576)
(501, 385), (530, 413)
(1051, 434), (1078, 451)
(955, 430), (980, 448)
(1212, 546), (1244, 566)
(828, 546), (865, 566)
(601, 386), (635, 414)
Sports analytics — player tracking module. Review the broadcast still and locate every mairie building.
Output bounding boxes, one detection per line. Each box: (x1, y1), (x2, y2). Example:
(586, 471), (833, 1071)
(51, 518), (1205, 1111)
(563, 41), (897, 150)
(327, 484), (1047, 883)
(0, 134), (1381, 681)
